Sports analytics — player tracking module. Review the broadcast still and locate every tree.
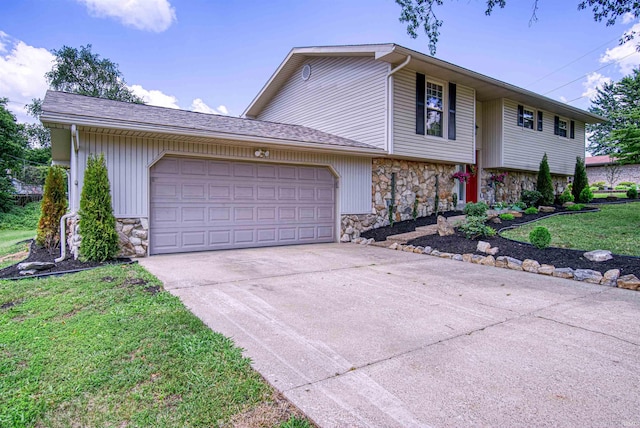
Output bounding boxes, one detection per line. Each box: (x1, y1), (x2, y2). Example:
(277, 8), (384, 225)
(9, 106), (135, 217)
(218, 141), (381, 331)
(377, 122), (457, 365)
(0, 98), (28, 212)
(536, 153), (554, 205)
(396, 1), (640, 55)
(603, 160), (624, 188)
(46, 45), (143, 103)
(79, 153), (119, 262)
(37, 166), (67, 252)
(572, 156), (589, 202)
(588, 69), (640, 157)
(608, 107), (640, 164)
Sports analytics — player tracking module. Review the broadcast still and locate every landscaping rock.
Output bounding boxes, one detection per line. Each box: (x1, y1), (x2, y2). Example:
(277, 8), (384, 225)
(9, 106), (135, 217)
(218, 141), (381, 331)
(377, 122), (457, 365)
(413, 246), (424, 253)
(452, 254), (463, 261)
(583, 250), (613, 262)
(487, 246), (499, 256)
(573, 269), (603, 284)
(471, 255), (484, 264)
(431, 250), (441, 257)
(601, 269), (620, 287)
(340, 234), (350, 242)
(480, 255), (496, 266)
(439, 252), (454, 259)
(617, 274), (640, 291)
(437, 215), (455, 236)
(17, 261), (55, 271)
(422, 246), (432, 255)
(538, 264), (555, 276)
(402, 245), (415, 252)
(477, 241), (491, 253)
(491, 217), (502, 224)
(495, 256), (508, 268)
(462, 253), (473, 263)
(522, 259), (540, 273)
(505, 257), (523, 271)
(553, 268), (574, 279)
(388, 242), (399, 250)
(562, 202), (575, 208)
(538, 206), (556, 213)
(509, 211), (523, 218)
(19, 269), (38, 276)
(351, 237), (365, 244)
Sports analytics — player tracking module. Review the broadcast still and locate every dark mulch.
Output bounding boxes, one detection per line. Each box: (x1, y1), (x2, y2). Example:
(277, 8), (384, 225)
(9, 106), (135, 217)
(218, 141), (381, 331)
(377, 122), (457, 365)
(0, 241), (132, 280)
(366, 205), (640, 279)
(361, 211), (464, 241)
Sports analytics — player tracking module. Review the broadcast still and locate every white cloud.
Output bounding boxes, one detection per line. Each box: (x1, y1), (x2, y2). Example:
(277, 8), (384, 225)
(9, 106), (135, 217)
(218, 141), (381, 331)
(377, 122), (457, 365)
(559, 96), (568, 103)
(581, 72), (612, 100)
(76, 0), (176, 32)
(600, 22), (640, 75)
(190, 98), (229, 115)
(622, 12), (636, 24)
(129, 84), (179, 108)
(0, 33), (54, 123)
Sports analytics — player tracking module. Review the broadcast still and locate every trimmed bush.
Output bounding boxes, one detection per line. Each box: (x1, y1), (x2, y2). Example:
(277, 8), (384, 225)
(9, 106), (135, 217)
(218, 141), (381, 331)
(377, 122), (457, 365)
(536, 153), (554, 205)
(511, 201), (526, 210)
(626, 187), (638, 199)
(558, 188), (574, 204)
(499, 213), (515, 221)
(572, 157), (588, 202)
(579, 187), (594, 203)
(619, 181), (636, 187)
(463, 201), (489, 216)
(521, 190), (543, 208)
(566, 204), (585, 211)
(457, 215), (496, 240)
(529, 226), (551, 249)
(615, 184), (631, 190)
(36, 166), (68, 250)
(524, 207), (538, 215)
(79, 153), (119, 262)
(591, 181), (606, 190)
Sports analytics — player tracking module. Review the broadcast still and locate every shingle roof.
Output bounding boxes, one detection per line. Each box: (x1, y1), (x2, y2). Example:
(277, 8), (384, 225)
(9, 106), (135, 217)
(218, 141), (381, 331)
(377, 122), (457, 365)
(41, 91), (384, 153)
(585, 155), (614, 166)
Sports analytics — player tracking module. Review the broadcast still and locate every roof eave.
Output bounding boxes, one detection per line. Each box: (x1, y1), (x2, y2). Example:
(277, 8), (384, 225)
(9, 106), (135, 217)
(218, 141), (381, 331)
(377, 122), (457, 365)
(41, 112), (386, 157)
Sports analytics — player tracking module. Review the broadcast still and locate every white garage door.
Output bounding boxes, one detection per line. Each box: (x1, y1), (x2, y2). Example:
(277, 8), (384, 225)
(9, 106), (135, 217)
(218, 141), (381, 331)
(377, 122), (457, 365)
(149, 157), (336, 254)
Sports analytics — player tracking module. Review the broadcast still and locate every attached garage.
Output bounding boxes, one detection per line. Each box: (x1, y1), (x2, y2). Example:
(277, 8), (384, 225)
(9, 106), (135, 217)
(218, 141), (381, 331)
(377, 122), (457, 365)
(149, 156), (337, 254)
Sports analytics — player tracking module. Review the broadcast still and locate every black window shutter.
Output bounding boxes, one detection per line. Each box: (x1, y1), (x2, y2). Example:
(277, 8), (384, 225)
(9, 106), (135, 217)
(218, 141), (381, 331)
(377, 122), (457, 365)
(517, 105), (524, 127)
(448, 82), (457, 140)
(537, 111), (543, 131)
(416, 73), (426, 135)
(570, 120), (575, 139)
(554, 116), (560, 136)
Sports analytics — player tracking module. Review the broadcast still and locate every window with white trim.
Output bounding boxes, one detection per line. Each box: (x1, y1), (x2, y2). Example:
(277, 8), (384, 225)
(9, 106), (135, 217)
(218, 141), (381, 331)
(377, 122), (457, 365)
(426, 81), (444, 137)
(522, 107), (534, 130)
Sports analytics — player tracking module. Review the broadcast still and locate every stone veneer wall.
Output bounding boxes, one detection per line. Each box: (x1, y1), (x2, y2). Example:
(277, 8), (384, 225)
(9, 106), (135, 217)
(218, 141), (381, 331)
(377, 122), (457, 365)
(341, 158), (456, 242)
(586, 164), (640, 187)
(116, 218), (149, 257)
(480, 169), (568, 204)
(63, 215), (149, 259)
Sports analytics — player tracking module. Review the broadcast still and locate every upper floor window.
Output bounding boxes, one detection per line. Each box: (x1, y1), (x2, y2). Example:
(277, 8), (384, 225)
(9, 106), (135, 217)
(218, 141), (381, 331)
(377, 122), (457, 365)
(554, 116), (573, 138)
(426, 82), (443, 137)
(517, 104), (538, 130)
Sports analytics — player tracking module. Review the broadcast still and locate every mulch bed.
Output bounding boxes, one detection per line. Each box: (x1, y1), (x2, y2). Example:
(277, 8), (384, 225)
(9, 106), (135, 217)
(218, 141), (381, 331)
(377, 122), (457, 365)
(0, 241), (132, 280)
(364, 204), (640, 279)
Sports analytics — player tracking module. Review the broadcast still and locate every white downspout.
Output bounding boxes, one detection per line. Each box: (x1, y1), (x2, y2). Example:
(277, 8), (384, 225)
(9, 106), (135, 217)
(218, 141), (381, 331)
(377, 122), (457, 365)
(56, 125), (80, 262)
(386, 54), (412, 154)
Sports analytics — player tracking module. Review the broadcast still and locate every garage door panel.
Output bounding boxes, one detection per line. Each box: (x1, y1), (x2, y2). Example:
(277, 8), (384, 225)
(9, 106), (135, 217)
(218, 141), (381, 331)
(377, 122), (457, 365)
(150, 157), (336, 254)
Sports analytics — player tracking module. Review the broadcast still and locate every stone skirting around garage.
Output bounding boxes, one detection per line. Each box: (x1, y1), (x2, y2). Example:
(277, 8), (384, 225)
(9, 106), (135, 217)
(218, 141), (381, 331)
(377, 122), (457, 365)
(480, 169), (569, 204)
(116, 218), (149, 258)
(341, 158), (456, 242)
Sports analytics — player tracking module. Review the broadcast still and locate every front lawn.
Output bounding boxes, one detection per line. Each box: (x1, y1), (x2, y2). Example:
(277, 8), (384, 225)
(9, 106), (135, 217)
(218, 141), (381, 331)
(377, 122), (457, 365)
(0, 264), (309, 427)
(501, 202), (640, 256)
(0, 230), (35, 269)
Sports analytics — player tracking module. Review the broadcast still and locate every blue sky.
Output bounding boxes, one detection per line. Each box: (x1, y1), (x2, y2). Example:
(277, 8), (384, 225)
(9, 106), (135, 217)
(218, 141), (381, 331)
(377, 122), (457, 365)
(1, 0), (638, 124)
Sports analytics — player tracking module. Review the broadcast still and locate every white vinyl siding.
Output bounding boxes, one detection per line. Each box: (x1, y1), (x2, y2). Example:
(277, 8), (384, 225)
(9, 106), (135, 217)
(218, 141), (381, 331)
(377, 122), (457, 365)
(75, 132), (372, 217)
(502, 99), (585, 175)
(392, 68), (474, 163)
(256, 56), (388, 149)
(481, 99), (503, 168)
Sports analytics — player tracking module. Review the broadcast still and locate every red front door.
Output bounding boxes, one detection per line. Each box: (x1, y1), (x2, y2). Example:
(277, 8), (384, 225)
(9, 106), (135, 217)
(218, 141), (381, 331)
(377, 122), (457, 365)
(466, 165), (478, 203)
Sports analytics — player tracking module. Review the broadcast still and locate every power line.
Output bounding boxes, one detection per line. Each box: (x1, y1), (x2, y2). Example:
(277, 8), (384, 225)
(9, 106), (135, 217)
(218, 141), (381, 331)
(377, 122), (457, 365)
(525, 36), (622, 88)
(542, 51), (637, 95)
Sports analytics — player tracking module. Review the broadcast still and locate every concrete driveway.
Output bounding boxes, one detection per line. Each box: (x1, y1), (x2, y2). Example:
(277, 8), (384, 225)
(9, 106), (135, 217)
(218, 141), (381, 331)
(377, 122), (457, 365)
(140, 243), (640, 427)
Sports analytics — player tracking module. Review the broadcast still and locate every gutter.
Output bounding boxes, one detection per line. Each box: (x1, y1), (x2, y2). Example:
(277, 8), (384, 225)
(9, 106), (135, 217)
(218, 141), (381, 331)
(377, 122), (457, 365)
(386, 54), (412, 154)
(56, 125), (79, 263)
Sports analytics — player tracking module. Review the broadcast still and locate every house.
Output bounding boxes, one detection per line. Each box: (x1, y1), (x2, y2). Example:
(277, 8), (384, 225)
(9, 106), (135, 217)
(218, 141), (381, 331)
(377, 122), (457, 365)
(41, 43), (604, 257)
(585, 155), (640, 188)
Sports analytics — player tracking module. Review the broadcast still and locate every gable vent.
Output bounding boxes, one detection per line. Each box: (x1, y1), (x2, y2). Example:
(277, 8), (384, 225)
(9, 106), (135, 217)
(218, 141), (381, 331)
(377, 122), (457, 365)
(301, 64), (311, 81)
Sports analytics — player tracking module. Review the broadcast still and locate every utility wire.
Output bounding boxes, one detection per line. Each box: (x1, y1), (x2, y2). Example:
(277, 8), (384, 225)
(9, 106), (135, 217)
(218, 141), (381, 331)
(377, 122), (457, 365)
(542, 51), (638, 95)
(3, 153), (49, 166)
(525, 36), (622, 88)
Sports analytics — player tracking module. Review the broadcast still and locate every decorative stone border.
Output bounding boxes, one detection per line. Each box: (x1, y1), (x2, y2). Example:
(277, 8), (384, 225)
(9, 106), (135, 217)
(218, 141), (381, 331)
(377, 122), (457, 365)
(350, 238), (640, 292)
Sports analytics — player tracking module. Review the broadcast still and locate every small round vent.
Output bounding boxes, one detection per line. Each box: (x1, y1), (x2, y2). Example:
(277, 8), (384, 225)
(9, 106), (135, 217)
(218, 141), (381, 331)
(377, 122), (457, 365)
(301, 64), (311, 81)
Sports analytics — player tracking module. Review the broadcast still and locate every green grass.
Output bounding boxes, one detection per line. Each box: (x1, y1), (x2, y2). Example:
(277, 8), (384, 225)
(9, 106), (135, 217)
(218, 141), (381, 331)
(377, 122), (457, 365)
(0, 202), (41, 231)
(0, 230), (35, 269)
(592, 192), (629, 199)
(0, 264), (304, 427)
(501, 202), (640, 256)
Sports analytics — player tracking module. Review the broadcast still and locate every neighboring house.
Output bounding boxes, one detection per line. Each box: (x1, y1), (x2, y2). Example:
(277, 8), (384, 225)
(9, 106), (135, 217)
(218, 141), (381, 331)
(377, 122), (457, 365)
(585, 155), (640, 188)
(41, 43), (604, 257)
